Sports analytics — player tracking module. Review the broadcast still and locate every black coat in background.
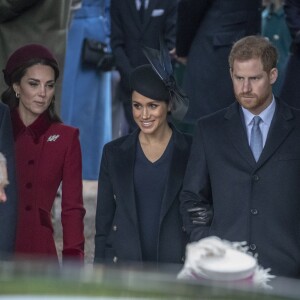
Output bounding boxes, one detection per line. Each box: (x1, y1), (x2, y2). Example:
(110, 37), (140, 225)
(176, 0), (262, 124)
(94, 126), (191, 266)
(279, 0), (300, 108)
(180, 99), (300, 278)
(0, 102), (18, 259)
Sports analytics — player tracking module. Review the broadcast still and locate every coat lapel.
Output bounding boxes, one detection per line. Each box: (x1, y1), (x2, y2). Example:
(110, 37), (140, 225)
(159, 128), (190, 222)
(143, 0), (159, 30)
(116, 131), (139, 227)
(256, 101), (294, 167)
(224, 103), (256, 167)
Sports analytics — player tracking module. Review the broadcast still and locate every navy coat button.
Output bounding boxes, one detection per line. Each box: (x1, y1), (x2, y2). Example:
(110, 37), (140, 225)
(113, 225), (117, 231)
(252, 174), (260, 181)
(251, 209), (258, 215)
(113, 256), (118, 263)
(249, 244), (256, 251)
(113, 194), (116, 201)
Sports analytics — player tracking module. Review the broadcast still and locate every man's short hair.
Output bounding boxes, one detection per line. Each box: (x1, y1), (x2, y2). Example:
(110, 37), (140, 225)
(228, 35), (278, 73)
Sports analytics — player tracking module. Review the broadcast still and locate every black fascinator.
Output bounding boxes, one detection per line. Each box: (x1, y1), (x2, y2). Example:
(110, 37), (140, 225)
(142, 35), (189, 120)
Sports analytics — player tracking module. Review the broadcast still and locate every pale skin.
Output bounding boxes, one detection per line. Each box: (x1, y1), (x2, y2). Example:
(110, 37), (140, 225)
(13, 64), (55, 126)
(132, 91), (172, 163)
(0, 161), (9, 203)
(230, 58), (278, 115)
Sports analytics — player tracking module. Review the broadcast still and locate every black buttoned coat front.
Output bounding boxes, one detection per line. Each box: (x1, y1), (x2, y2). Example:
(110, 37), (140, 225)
(94, 127), (191, 266)
(180, 100), (300, 278)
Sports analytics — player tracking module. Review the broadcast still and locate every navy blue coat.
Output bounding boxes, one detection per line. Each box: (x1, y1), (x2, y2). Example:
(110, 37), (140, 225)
(94, 126), (191, 265)
(176, 0), (262, 123)
(180, 100), (300, 278)
(0, 102), (18, 259)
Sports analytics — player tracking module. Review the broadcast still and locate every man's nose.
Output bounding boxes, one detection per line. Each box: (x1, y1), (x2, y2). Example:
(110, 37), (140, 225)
(242, 79), (251, 93)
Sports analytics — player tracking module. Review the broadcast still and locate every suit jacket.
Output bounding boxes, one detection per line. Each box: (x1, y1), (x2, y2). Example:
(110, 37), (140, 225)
(180, 100), (300, 278)
(11, 110), (85, 262)
(0, 103), (18, 259)
(110, 0), (177, 95)
(176, 0), (262, 122)
(94, 126), (192, 265)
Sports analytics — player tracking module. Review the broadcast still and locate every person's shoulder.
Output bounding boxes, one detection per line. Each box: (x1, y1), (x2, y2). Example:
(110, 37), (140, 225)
(104, 132), (137, 151)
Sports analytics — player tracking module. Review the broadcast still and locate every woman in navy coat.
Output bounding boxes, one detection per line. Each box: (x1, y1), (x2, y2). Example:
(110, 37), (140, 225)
(2, 44), (85, 263)
(94, 45), (192, 266)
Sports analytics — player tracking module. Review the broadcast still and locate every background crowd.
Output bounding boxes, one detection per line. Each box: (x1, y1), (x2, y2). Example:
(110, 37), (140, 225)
(0, 0), (300, 284)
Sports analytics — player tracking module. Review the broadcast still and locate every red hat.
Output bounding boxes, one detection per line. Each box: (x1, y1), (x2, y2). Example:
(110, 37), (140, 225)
(3, 44), (59, 85)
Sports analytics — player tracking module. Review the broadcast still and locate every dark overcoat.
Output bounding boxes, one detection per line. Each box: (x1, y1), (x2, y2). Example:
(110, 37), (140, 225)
(176, 0), (262, 123)
(110, 0), (177, 94)
(0, 102), (18, 259)
(94, 127), (192, 265)
(180, 100), (300, 278)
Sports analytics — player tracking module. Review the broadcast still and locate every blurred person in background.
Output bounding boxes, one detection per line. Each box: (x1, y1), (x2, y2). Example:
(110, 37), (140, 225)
(61, 0), (112, 180)
(1, 44), (85, 264)
(262, 0), (292, 96)
(279, 0), (300, 108)
(0, 0), (73, 116)
(94, 41), (191, 267)
(110, 0), (177, 134)
(175, 0), (262, 134)
(0, 102), (18, 260)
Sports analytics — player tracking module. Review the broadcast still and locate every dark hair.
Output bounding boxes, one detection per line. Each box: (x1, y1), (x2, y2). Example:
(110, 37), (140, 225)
(1, 58), (61, 122)
(228, 35), (278, 73)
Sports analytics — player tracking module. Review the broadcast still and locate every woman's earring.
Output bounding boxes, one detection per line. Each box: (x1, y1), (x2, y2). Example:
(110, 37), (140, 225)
(15, 92), (20, 98)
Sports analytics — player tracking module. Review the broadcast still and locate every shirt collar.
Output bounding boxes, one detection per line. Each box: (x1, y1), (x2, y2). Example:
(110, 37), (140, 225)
(242, 96), (276, 126)
(12, 108), (52, 142)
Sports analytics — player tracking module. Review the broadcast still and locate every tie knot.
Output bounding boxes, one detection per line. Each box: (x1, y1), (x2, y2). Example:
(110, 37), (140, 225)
(253, 116), (262, 126)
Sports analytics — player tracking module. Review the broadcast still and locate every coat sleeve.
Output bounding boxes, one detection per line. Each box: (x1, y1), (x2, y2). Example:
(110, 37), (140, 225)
(94, 144), (116, 263)
(61, 128), (85, 262)
(179, 119), (213, 242)
(0, 103), (18, 258)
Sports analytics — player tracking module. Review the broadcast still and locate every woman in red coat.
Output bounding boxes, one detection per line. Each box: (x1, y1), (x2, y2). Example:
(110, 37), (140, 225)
(1, 44), (85, 264)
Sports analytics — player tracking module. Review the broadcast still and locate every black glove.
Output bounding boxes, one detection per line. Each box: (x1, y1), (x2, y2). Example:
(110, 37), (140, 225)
(187, 206), (213, 225)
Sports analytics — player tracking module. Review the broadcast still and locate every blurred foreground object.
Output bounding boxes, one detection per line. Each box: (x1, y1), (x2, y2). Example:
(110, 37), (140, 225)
(178, 236), (274, 289)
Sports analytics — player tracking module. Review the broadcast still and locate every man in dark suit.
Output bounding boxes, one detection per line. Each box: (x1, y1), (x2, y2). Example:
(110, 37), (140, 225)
(0, 102), (18, 259)
(180, 35), (300, 278)
(175, 0), (262, 131)
(110, 0), (177, 133)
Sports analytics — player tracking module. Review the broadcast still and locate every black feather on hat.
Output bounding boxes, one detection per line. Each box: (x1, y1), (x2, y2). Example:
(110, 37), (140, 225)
(142, 35), (189, 120)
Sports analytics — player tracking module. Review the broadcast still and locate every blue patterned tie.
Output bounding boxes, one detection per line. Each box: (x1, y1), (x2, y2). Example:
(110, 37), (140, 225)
(250, 116), (263, 161)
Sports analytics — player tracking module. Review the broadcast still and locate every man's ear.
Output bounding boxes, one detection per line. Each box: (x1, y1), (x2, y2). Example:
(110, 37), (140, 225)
(269, 68), (278, 85)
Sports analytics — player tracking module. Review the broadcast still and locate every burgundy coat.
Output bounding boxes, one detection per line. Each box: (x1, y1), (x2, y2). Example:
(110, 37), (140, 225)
(11, 109), (85, 262)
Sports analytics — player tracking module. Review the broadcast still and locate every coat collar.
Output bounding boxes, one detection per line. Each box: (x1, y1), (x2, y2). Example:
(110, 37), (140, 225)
(11, 108), (52, 142)
(224, 100), (295, 168)
(117, 124), (191, 225)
